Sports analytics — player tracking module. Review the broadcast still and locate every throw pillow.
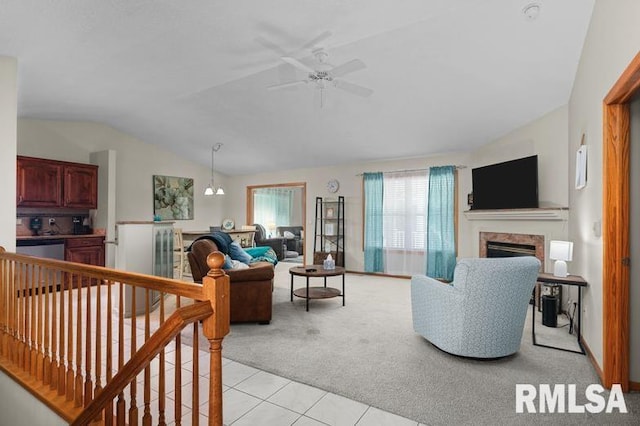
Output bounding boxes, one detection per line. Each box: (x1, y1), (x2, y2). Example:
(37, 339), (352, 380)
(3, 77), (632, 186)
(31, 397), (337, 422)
(283, 231), (295, 239)
(222, 254), (234, 270)
(229, 240), (253, 265)
(230, 259), (249, 270)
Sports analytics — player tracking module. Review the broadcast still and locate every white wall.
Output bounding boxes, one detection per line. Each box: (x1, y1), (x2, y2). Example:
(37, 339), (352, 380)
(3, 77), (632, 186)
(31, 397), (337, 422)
(226, 105), (570, 272)
(91, 149), (117, 267)
(567, 0), (640, 370)
(458, 105), (570, 273)
(227, 152), (470, 271)
(0, 56), (17, 252)
(466, 105), (569, 208)
(17, 119), (226, 231)
(0, 372), (66, 426)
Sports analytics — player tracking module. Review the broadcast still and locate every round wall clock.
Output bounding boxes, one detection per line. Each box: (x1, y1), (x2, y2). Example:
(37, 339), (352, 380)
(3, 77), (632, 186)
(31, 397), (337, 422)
(327, 179), (340, 193)
(222, 218), (234, 230)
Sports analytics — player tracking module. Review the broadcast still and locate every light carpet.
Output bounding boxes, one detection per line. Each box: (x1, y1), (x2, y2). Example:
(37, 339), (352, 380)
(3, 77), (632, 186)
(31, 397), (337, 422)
(197, 263), (639, 425)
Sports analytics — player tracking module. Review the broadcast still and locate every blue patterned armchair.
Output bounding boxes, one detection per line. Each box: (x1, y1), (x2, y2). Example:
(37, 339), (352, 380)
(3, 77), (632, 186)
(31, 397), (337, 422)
(411, 256), (541, 358)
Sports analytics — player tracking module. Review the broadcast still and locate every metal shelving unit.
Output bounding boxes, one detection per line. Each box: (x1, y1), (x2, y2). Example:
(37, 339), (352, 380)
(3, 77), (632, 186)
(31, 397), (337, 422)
(313, 196), (344, 267)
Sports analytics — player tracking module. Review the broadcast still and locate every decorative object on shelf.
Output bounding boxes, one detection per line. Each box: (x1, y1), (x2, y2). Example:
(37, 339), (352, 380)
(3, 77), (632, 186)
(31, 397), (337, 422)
(575, 135), (587, 189)
(153, 175), (194, 220)
(204, 143), (225, 196)
(326, 179), (340, 193)
(323, 253), (335, 270)
(325, 207), (335, 218)
(549, 240), (573, 277)
(221, 218), (234, 231)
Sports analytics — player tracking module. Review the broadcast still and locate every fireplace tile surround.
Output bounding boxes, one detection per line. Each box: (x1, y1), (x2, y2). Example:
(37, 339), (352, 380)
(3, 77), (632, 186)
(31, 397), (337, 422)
(479, 232), (545, 264)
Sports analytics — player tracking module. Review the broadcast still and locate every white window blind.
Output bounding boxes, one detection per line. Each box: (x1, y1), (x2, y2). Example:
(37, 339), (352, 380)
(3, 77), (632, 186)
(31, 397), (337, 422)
(382, 170), (429, 251)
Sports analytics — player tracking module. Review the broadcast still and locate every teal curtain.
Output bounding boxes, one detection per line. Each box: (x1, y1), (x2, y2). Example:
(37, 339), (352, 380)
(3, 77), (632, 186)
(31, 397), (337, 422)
(426, 166), (456, 281)
(364, 172), (384, 272)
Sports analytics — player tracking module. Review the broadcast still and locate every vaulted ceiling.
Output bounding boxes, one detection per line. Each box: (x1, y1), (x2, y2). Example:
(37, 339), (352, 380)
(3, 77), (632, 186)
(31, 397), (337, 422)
(0, 0), (594, 175)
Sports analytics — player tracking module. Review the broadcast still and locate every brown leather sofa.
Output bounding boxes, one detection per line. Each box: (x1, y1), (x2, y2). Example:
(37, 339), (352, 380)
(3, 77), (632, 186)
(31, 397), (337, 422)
(187, 239), (274, 324)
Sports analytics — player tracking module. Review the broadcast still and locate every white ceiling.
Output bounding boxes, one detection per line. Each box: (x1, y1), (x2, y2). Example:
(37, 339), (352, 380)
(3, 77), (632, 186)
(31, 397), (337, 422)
(0, 0), (594, 175)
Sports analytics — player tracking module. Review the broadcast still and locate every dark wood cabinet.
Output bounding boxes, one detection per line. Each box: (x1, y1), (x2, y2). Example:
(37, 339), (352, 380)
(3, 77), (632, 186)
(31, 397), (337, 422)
(16, 157), (63, 207)
(63, 163), (98, 208)
(65, 236), (105, 267)
(17, 156), (98, 209)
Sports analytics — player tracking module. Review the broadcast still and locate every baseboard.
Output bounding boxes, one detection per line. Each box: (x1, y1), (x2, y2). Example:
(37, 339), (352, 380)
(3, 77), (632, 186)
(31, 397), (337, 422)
(581, 337), (604, 384)
(583, 337), (639, 391)
(345, 270), (411, 279)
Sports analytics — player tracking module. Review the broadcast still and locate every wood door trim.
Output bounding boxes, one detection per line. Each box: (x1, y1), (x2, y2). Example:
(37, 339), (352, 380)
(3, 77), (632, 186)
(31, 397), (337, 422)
(602, 51), (640, 390)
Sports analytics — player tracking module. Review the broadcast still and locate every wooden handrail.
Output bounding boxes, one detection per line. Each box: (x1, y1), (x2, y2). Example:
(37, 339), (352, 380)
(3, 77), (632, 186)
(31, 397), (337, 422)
(0, 251), (205, 299)
(71, 301), (212, 425)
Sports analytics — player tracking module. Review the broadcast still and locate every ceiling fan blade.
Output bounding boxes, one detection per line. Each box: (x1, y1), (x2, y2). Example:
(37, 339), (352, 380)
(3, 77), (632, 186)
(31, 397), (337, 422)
(267, 80), (309, 91)
(300, 30), (332, 50)
(280, 56), (315, 73)
(330, 59), (366, 78)
(254, 36), (288, 56)
(333, 79), (374, 97)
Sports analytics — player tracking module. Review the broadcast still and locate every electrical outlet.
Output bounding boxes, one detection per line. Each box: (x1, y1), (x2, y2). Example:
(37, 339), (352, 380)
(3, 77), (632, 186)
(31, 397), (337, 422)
(49, 218), (56, 225)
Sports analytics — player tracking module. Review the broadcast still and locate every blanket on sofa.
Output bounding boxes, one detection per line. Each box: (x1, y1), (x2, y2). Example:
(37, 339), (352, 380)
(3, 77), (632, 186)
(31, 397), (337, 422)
(187, 234), (278, 266)
(245, 246), (278, 265)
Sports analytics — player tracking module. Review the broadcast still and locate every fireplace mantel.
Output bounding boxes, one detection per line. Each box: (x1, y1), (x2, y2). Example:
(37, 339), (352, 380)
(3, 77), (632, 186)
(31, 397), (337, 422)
(464, 208), (568, 221)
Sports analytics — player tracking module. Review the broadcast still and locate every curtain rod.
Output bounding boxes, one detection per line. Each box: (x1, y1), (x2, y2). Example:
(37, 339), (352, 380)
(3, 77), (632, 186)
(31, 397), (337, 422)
(355, 165), (466, 177)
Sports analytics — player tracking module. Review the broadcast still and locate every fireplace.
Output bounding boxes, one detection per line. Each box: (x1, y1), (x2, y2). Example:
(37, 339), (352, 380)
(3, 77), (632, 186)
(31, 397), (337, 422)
(486, 241), (536, 258)
(479, 232), (544, 264)
(480, 232), (545, 307)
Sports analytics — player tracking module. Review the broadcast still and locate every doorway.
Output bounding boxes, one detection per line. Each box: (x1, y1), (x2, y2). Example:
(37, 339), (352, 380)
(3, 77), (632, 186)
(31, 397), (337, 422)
(602, 51), (640, 391)
(247, 183), (306, 263)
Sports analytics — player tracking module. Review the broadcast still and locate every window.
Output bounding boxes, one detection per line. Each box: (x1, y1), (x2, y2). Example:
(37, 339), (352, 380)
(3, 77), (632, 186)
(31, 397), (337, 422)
(363, 167), (456, 277)
(382, 171), (428, 251)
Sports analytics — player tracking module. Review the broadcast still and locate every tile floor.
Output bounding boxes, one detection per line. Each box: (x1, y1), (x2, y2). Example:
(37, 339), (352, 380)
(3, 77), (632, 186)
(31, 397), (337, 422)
(211, 357), (424, 426)
(167, 357), (419, 426)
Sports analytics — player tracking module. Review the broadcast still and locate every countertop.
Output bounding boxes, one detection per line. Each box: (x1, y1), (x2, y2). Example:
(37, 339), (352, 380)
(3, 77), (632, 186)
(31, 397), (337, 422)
(17, 234), (105, 241)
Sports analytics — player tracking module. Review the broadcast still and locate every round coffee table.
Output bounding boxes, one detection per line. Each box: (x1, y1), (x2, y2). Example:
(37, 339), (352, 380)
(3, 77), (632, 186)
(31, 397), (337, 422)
(289, 265), (346, 311)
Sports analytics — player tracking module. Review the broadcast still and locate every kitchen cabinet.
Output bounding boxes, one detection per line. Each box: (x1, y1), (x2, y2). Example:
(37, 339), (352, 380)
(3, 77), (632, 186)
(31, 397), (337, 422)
(17, 156), (98, 209)
(16, 157), (62, 207)
(65, 236), (105, 267)
(64, 163), (98, 208)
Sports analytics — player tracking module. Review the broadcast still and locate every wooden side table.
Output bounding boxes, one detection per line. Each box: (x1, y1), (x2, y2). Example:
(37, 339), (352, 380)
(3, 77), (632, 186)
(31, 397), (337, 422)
(289, 265), (346, 311)
(532, 272), (587, 354)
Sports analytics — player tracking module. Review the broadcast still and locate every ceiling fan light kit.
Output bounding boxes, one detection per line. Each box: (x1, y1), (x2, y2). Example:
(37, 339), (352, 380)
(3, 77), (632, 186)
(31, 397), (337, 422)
(261, 32), (373, 107)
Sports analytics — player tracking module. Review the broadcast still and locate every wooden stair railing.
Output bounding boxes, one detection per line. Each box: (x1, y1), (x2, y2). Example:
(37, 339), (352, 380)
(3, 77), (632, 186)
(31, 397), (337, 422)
(0, 247), (230, 426)
(71, 301), (212, 425)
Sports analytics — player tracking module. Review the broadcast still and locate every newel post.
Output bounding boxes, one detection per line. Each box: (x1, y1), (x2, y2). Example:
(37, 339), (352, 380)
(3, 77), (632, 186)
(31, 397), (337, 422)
(201, 251), (230, 426)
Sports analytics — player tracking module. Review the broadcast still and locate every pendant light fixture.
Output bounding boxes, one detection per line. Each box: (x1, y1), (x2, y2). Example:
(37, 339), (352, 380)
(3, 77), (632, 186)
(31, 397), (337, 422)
(204, 143), (225, 196)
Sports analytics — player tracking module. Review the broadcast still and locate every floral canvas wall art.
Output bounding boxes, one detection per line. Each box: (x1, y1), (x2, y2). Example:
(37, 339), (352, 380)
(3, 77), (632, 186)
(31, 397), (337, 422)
(153, 175), (194, 220)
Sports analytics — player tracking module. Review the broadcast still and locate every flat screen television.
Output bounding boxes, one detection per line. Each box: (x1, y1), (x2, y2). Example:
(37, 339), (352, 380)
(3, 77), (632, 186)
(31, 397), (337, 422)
(471, 155), (538, 210)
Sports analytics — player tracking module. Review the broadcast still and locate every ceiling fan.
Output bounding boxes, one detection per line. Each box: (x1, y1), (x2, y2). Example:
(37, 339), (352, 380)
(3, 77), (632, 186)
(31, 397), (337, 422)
(257, 31), (374, 105)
